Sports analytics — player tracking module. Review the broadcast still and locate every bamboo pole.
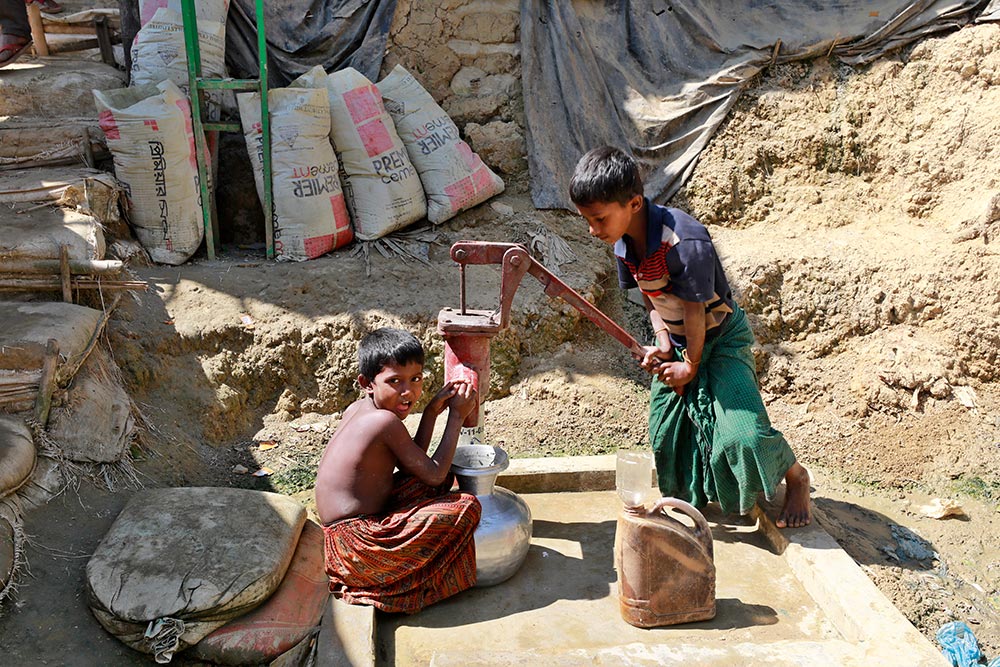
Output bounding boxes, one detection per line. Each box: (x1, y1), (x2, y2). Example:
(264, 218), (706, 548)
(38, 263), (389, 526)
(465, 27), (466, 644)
(26, 3), (49, 56)
(0, 257), (124, 275)
(34, 339), (60, 428)
(59, 245), (72, 303)
(0, 278), (146, 291)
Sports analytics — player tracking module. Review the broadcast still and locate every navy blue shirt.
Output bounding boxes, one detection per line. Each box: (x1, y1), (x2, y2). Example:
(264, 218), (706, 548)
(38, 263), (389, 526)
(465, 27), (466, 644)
(616, 201), (733, 346)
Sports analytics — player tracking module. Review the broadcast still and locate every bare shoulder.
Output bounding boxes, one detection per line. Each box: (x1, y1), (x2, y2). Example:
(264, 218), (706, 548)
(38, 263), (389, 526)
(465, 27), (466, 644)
(338, 401), (407, 441)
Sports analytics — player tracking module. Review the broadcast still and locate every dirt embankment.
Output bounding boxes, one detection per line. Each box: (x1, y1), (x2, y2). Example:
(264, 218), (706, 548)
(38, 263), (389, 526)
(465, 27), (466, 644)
(101, 21), (1000, 655)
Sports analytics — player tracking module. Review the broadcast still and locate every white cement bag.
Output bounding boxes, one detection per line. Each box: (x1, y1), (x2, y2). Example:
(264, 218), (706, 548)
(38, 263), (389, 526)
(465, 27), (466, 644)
(377, 65), (505, 224)
(93, 81), (204, 264)
(238, 87), (353, 261)
(130, 7), (226, 115)
(139, 0), (229, 27)
(291, 66), (426, 241)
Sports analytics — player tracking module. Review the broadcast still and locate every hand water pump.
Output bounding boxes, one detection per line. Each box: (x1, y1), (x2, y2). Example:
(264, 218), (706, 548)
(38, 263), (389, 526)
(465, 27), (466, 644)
(437, 240), (645, 444)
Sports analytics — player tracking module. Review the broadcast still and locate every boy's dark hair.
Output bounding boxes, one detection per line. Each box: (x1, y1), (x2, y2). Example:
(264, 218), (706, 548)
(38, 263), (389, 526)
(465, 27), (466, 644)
(569, 146), (644, 206)
(358, 328), (425, 381)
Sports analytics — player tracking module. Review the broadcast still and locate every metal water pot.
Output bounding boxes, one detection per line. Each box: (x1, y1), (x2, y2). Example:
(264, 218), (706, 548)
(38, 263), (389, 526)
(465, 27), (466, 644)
(451, 444), (532, 587)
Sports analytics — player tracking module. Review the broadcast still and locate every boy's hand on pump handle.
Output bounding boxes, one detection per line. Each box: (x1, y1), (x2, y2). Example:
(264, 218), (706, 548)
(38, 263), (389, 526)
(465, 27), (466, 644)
(638, 345), (697, 395)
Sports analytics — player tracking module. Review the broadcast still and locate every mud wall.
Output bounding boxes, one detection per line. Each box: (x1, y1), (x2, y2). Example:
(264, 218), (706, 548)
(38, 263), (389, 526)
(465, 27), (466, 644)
(383, 0), (527, 177)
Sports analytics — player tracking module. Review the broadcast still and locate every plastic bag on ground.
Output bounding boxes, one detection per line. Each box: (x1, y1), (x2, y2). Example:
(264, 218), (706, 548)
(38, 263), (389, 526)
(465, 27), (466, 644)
(292, 66), (426, 241)
(937, 621), (983, 667)
(238, 87), (352, 261)
(377, 64), (504, 224)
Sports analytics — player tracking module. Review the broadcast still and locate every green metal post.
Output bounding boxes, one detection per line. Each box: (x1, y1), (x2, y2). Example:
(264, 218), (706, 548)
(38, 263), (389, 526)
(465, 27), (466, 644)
(256, 2), (274, 260)
(180, 0), (217, 260)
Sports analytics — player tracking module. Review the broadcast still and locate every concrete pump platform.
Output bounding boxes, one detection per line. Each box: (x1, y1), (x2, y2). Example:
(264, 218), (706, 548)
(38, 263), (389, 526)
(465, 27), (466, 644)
(319, 456), (947, 667)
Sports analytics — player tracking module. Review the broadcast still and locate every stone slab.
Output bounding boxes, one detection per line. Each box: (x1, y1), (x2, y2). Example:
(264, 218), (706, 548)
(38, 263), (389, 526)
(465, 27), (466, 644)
(316, 595), (376, 667)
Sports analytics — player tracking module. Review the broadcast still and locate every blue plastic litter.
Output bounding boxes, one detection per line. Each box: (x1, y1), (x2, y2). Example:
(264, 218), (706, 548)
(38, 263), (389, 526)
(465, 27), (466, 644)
(936, 621), (983, 667)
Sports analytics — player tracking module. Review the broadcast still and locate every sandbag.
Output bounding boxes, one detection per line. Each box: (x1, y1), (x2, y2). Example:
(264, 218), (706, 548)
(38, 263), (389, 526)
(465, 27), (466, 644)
(292, 66), (425, 241)
(238, 87), (353, 261)
(130, 8), (226, 94)
(0, 417), (35, 500)
(0, 119), (109, 170)
(0, 301), (103, 412)
(93, 81), (204, 264)
(0, 499), (23, 605)
(0, 203), (105, 263)
(377, 65), (505, 224)
(87, 487), (306, 663)
(47, 348), (134, 464)
(139, 0), (229, 27)
(188, 520), (329, 665)
(0, 166), (118, 205)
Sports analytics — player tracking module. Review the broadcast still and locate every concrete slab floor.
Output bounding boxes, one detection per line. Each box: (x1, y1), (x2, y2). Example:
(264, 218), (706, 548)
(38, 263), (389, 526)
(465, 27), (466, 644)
(379, 488), (947, 667)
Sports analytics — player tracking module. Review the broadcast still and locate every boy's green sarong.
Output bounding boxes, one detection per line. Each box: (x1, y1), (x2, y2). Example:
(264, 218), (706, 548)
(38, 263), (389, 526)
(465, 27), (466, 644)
(648, 305), (796, 515)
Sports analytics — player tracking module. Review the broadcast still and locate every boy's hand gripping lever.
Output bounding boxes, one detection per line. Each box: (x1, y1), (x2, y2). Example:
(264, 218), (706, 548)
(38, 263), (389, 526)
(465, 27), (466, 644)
(438, 241), (645, 431)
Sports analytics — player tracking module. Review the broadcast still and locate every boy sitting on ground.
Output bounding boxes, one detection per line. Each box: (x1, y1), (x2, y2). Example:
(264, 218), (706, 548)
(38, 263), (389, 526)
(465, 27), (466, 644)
(315, 327), (481, 613)
(570, 146), (811, 529)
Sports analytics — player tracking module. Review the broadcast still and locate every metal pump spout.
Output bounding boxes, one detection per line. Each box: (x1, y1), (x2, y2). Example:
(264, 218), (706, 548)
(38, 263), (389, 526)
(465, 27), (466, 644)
(437, 241), (645, 438)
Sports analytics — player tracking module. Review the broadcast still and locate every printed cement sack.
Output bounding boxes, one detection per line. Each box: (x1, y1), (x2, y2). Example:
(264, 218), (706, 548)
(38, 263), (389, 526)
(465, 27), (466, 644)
(130, 7), (225, 108)
(87, 487), (306, 663)
(292, 66), (426, 241)
(238, 88), (353, 261)
(377, 65), (505, 224)
(139, 0), (229, 27)
(94, 81), (204, 264)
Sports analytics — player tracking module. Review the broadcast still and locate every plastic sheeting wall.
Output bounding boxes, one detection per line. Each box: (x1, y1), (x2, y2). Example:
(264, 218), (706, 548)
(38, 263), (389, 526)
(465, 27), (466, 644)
(521, 0), (988, 211)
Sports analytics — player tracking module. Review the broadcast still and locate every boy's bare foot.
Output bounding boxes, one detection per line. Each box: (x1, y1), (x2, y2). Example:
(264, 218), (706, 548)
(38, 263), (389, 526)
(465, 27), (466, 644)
(776, 461), (811, 528)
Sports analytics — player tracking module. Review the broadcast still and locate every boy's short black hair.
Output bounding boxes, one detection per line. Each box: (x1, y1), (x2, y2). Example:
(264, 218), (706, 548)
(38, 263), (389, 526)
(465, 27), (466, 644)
(569, 146), (644, 206)
(358, 327), (425, 381)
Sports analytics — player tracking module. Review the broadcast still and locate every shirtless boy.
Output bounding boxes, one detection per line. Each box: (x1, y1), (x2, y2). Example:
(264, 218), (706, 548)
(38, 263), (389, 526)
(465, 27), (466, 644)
(570, 146), (811, 528)
(315, 327), (481, 613)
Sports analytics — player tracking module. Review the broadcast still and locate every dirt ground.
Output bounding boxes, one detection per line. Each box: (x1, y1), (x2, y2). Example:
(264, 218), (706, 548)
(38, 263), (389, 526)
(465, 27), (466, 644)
(2, 19), (999, 665)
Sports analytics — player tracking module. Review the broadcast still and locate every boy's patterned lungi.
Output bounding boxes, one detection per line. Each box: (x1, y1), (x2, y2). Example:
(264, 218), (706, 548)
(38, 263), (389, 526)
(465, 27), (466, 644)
(322, 472), (481, 613)
(648, 304), (796, 515)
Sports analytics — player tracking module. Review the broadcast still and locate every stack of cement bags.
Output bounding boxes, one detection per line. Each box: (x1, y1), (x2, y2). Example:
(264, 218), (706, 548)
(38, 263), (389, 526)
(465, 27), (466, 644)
(92, 0), (229, 265)
(237, 64), (506, 260)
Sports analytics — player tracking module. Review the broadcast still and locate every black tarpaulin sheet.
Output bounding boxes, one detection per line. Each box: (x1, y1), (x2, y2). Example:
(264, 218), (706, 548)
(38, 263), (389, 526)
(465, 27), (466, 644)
(521, 0), (988, 211)
(979, 0), (1000, 20)
(226, 0), (398, 85)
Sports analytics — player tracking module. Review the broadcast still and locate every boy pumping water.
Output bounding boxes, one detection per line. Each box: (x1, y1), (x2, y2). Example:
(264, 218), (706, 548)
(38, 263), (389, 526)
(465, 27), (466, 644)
(315, 327), (481, 612)
(570, 146), (811, 529)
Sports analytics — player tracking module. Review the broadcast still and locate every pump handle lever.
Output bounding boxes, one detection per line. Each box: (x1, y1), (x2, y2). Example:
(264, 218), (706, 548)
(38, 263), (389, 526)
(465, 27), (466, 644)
(449, 241), (645, 358)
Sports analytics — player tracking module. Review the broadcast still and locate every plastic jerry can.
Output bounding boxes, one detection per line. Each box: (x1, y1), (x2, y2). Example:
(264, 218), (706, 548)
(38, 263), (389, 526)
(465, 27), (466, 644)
(615, 497), (716, 627)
